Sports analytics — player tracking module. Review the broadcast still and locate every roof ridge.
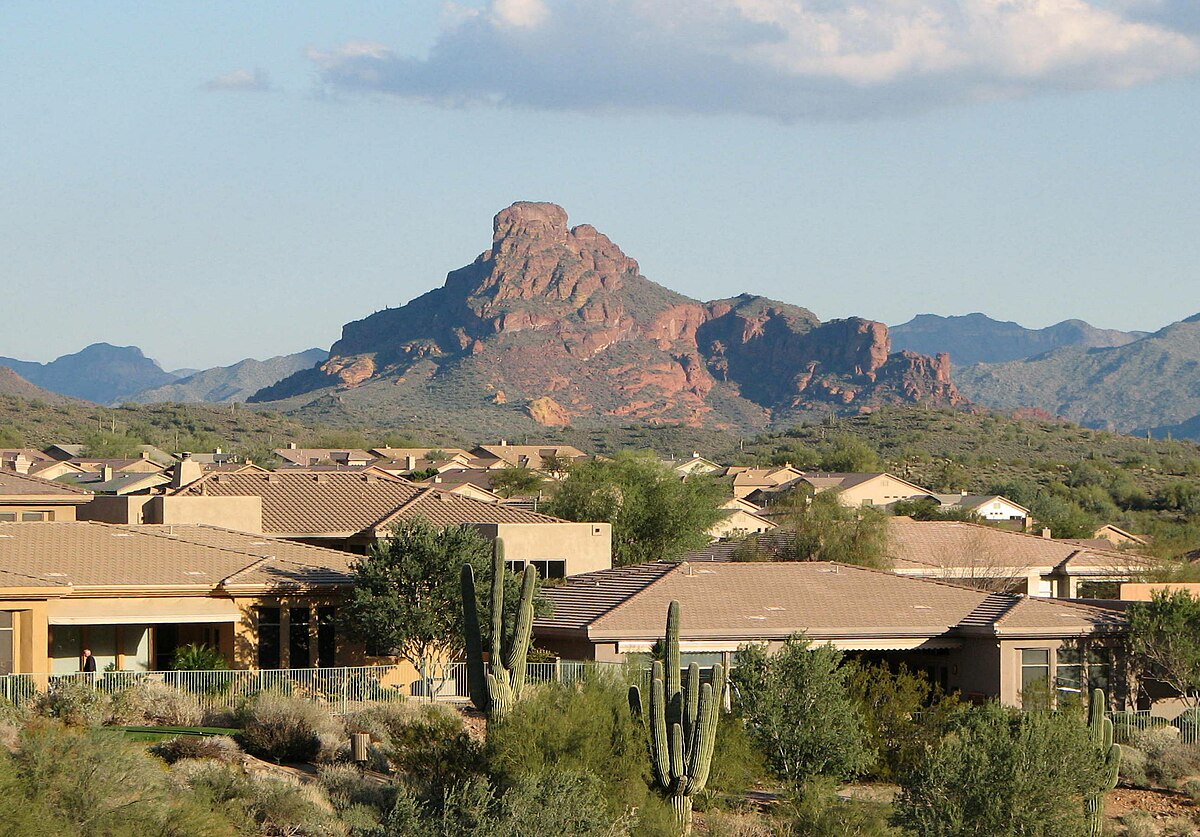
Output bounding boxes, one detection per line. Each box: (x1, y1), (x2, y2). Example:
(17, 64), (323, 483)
(590, 562), (684, 630)
(0, 469), (93, 495)
(219, 555), (276, 586)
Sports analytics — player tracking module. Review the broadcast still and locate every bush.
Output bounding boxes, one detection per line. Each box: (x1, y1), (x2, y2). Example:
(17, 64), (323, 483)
(318, 762), (397, 815)
(1124, 812), (1160, 837)
(1132, 726), (1200, 789)
(235, 691), (344, 764)
(171, 643), (229, 671)
(789, 779), (904, 837)
(108, 680), (204, 726)
(150, 734), (240, 765)
(486, 674), (675, 833)
(390, 704), (486, 805)
(1184, 779), (1200, 805)
(33, 679), (107, 726)
(702, 713), (771, 808)
(1120, 745), (1151, 788)
(894, 703), (1110, 837)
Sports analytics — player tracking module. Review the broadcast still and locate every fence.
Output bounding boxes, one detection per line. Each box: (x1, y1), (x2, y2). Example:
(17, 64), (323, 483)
(1112, 710), (1200, 746)
(0, 660), (624, 716)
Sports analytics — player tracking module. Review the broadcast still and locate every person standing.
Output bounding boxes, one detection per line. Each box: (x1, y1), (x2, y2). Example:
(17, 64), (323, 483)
(81, 648), (97, 673)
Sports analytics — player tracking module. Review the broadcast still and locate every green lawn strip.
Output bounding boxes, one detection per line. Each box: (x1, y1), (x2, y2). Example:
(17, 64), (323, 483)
(114, 725), (239, 742)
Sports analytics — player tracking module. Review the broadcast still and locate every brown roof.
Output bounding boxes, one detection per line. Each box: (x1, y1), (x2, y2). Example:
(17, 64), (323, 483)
(887, 519), (1150, 575)
(0, 470), (93, 498)
(173, 470), (564, 537)
(535, 560), (1126, 642)
(275, 448), (374, 466)
(0, 522), (354, 592)
(471, 444), (587, 470)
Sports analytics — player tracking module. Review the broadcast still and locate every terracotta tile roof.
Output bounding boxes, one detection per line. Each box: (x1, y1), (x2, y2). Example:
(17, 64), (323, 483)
(887, 519), (1150, 575)
(0, 470), (93, 497)
(173, 470), (564, 537)
(471, 444), (587, 470)
(0, 522), (354, 592)
(274, 448), (374, 466)
(535, 560), (1126, 642)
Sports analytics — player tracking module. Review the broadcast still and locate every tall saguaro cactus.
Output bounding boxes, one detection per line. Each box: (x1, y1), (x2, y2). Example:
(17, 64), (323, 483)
(1085, 687), (1121, 836)
(461, 538), (536, 721)
(629, 600), (724, 834)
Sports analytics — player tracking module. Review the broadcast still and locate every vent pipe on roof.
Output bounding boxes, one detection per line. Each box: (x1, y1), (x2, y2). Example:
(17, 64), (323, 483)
(1042, 528), (1052, 539)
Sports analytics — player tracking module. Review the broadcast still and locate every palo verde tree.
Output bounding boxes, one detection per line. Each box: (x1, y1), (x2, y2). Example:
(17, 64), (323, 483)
(340, 518), (492, 691)
(546, 451), (725, 566)
(629, 600), (723, 835)
(1128, 589), (1200, 707)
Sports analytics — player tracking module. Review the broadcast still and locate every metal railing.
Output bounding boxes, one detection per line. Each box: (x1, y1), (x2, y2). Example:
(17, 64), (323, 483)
(1112, 710), (1200, 746)
(0, 660), (624, 716)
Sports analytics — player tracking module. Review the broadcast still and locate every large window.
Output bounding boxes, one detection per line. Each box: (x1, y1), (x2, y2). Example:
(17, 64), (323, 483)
(506, 559), (567, 579)
(1055, 646), (1083, 701)
(289, 607), (311, 668)
(317, 607), (336, 668)
(256, 607), (281, 670)
(1021, 648), (1051, 705)
(0, 612), (12, 676)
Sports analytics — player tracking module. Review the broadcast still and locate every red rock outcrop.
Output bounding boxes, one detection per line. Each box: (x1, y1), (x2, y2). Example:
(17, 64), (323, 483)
(253, 202), (965, 426)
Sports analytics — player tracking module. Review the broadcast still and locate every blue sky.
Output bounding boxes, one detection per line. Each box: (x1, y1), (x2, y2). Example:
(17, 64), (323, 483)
(2, 1), (1198, 370)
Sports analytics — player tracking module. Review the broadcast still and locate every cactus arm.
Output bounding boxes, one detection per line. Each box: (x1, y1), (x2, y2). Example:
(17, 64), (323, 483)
(490, 540), (506, 663)
(670, 722), (685, 788)
(690, 683), (720, 793)
(629, 684), (643, 720)
(460, 563), (490, 712)
(665, 601), (681, 705)
(649, 667), (672, 788)
(684, 661), (700, 744)
(505, 565), (537, 697)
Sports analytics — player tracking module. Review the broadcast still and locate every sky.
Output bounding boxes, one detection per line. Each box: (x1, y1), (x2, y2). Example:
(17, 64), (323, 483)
(2, 1), (1198, 370)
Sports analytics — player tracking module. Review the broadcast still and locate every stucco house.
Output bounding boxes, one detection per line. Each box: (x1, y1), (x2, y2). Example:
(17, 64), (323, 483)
(800, 472), (934, 508)
(0, 471), (93, 522)
(533, 560), (1130, 707)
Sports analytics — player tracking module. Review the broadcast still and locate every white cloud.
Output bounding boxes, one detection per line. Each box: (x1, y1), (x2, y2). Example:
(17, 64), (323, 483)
(307, 0), (1200, 119)
(204, 67), (273, 92)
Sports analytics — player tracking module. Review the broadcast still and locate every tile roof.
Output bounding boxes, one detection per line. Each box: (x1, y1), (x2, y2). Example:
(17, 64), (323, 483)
(174, 470), (564, 537)
(471, 444), (587, 470)
(535, 560), (1126, 642)
(0, 522), (354, 592)
(275, 448), (374, 466)
(0, 470), (93, 497)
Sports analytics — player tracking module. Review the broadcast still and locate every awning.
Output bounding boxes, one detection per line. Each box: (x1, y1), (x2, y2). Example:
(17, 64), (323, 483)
(47, 597), (240, 626)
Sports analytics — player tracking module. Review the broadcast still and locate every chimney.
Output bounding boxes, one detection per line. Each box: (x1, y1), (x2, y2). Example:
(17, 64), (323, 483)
(172, 452), (203, 490)
(499, 440), (508, 447)
(100, 464), (114, 482)
(1041, 528), (1052, 539)
(405, 455), (416, 470)
(215, 447), (222, 455)
(11, 454), (31, 475)
(140, 449), (150, 459)
(287, 442), (297, 450)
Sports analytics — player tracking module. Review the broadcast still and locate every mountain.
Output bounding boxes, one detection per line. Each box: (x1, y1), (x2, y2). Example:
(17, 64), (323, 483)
(129, 349), (329, 404)
(0, 367), (81, 405)
(954, 314), (1200, 438)
(253, 202), (963, 433)
(0, 343), (177, 404)
(891, 313), (1145, 366)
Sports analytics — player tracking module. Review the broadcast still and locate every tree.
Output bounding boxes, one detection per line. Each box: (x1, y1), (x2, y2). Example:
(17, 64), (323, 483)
(730, 635), (870, 786)
(893, 702), (1108, 837)
(172, 643), (229, 671)
(340, 519), (492, 682)
(774, 490), (891, 569)
(817, 434), (880, 473)
(1128, 589), (1200, 707)
(545, 451), (725, 566)
(490, 466), (544, 499)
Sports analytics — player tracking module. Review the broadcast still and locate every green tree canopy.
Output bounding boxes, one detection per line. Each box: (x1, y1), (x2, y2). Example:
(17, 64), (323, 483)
(769, 490), (892, 568)
(545, 451), (725, 566)
(817, 434), (881, 473)
(1128, 589), (1200, 707)
(730, 635), (870, 786)
(490, 466), (545, 499)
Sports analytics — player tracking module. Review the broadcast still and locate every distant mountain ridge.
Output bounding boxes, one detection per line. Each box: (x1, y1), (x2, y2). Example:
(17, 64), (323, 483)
(954, 314), (1200, 438)
(252, 201), (963, 433)
(0, 367), (81, 405)
(129, 349), (328, 404)
(0, 343), (177, 404)
(891, 313), (1145, 366)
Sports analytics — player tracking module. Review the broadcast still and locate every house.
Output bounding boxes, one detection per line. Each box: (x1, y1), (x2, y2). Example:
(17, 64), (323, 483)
(45, 444), (174, 466)
(708, 497), (776, 540)
(800, 472), (934, 508)
(725, 465), (806, 500)
(469, 443), (588, 474)
(0, 471), (93, 522)
(416, 470), (512, 503)
(1092, 525), (1148, 548)
(0, 449), (55, 474)
(71, 469), (172, 496)
(887, 519), (1151, 598)
(155, 469), (611, 577)
(274, 445), (374, 468)
(666, 453), (723, 478)
(533, 560), (1128, 707)
(0, 522), (361, 675)
(933, 494), (1031, 529)
(67, 456), (166, 475)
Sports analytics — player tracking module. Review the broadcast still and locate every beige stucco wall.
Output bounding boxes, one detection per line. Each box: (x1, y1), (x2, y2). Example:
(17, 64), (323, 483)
(0, 503), (78, 522)
(1121, 583), (1200, 601)
(77, 495), (151, 524)
(148, 496), (263, 533)
(837, 476), (928, 507)
(473, 522), (613, 576)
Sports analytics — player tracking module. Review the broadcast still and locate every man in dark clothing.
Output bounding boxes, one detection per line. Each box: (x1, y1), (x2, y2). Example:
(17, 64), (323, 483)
(81, 648), (97, 673)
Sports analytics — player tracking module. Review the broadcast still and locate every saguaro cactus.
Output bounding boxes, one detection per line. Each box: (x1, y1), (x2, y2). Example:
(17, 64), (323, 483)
(461, 538), (536, 721)
(1085, 687), (1121, 836)
(629, 600), (723, 834)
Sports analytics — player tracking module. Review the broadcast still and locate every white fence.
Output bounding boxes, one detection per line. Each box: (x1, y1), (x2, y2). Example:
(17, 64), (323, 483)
(1112, 710), (1200, 746)
(0, 660), (623, 716)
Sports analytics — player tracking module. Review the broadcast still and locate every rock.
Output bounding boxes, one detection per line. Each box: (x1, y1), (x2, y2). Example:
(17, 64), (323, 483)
(527, 396), (570, 426)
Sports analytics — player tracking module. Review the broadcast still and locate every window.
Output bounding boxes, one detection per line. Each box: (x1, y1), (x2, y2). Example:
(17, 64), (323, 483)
(317, 607), (336, 668)
(1055, 646), (1083, 700)
(0, 612), (13, 676)
(20, 511), (51, 522)
(1021, 648), (1051, 705)
(506, 560), (566, 579)
(0, 513), (15, 522)
(1087, 647), (1112, 697)
(289, 607), (311, 668)
(256, 607), (281, 669)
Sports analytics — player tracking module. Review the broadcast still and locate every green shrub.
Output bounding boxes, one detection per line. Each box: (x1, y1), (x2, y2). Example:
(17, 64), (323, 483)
(789, 779), (903, 837)
(150, 734), (240, 765)
(1161, 817), (1200, 837)
(1132, 726), (1200, 789)
(701, 713), (771, 809)
(235, 691), (344, 763)
(1124, 811), (1160, 837)
(1184, 779), (1200, 805)
(1119, 745), (1150, 788)
(171, 643), (229, 671)
(33, 679), (107, 726)
(108, 680), (204, 726)
(391, 705), (486, 806)
(486, 674), (674, 833)
(318, 762), (397, 814)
